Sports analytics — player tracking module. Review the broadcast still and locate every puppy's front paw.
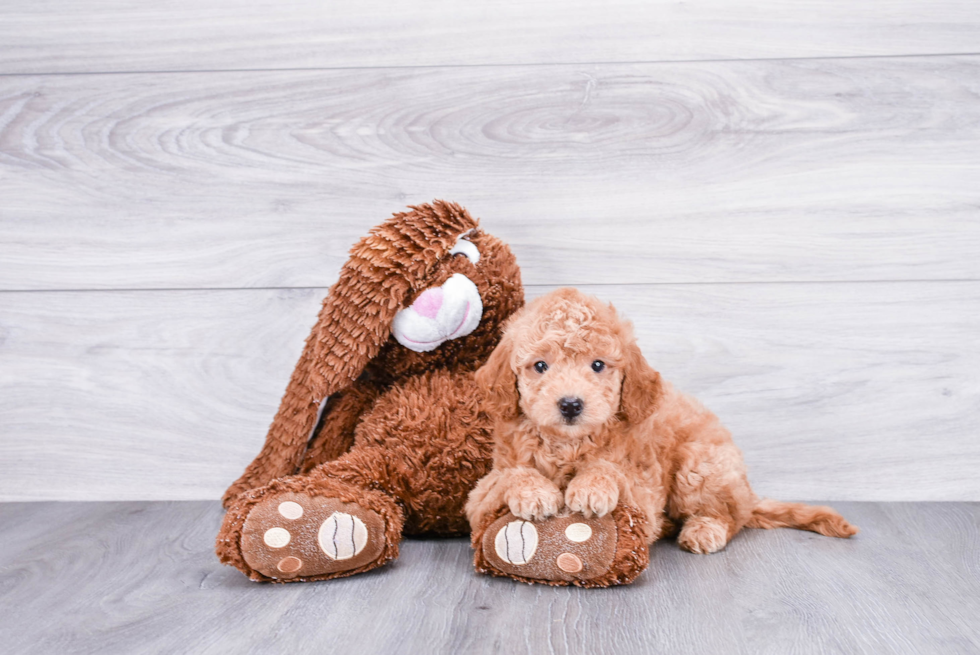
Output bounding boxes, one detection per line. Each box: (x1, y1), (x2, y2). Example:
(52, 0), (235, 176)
(565, 474), (619, 518)
(505, 481), (563, 521)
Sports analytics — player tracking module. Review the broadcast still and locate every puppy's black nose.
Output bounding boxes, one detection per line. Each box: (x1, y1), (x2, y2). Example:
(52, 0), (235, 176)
(558, 397), (584, 420)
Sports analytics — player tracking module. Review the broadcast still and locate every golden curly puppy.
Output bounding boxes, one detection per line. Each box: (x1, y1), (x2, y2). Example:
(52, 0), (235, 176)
(467, 288), (856, 567)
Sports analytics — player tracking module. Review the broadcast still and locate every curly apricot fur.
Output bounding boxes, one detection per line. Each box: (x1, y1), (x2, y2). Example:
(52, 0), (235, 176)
(467, 288), (858, 553)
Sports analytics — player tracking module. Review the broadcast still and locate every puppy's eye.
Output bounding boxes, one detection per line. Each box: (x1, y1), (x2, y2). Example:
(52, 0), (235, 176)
(534, 361), (548, 374)
(591, 360), (606, 372)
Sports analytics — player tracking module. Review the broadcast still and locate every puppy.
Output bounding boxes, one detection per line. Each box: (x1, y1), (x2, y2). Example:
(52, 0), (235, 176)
(466, 288), (856, 555)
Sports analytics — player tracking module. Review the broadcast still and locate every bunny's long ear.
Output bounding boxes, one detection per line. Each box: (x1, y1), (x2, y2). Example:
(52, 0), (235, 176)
(223, 201), (477, 505)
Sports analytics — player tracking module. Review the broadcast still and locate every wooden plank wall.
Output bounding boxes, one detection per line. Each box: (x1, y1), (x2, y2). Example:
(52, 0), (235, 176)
(2, 1), (979, 73)
(1, 2), (978, 501)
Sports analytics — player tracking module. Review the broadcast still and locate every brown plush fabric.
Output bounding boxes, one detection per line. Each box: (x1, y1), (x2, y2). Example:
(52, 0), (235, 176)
(240, 494), (388, 578)
(299, 380), (383, 472)
(239, 489), (396, 582)
(471, 505), (650, 588)
(216, 201), (525, 582)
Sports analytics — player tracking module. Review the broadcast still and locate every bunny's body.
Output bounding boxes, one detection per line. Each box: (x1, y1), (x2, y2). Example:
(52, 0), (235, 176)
(216, 202), (523, 581)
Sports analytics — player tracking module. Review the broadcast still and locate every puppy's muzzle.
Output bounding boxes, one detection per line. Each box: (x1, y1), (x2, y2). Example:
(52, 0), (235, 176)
(558, 397), (584, 423)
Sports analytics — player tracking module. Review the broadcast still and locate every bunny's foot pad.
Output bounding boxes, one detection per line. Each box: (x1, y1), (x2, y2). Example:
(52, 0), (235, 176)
(240, 492), (387, 581)
(473, 506), (650, 588)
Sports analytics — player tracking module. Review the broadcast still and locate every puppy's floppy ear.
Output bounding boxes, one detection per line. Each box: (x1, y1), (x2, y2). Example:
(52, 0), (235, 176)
(475, 332), (521, 421)
(619, 341), (663, 424)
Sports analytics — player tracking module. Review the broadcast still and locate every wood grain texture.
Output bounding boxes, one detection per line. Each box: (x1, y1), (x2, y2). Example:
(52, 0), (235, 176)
(1, 282), (977, 502)
(0, 501), (977, 654)
(1, 1), (980, 74)
(2, 56), (979, 290)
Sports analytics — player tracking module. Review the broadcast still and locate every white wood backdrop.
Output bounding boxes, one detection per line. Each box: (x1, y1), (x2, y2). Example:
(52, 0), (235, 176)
(1, 1), (978, 501)
(2, 1), (979, 73)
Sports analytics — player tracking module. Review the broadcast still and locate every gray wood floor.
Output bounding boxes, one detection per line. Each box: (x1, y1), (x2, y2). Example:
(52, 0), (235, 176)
(0, 501), (977, 654)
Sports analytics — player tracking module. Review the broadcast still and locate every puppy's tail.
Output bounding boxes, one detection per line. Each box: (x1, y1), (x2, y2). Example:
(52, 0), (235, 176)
(746, 499), (858, 538)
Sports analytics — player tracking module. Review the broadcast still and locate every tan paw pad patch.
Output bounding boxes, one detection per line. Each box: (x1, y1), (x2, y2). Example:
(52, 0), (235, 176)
(263, 527), (291, 548)
(564, 523), (592, 542)
(318, 512), (369, 560)
(277, 556), (303, 573)
(556, 552), (583, 573)
(278, 501), (304, 520)
(494, 520), (538, 565)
